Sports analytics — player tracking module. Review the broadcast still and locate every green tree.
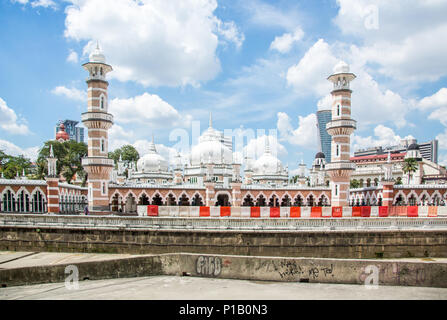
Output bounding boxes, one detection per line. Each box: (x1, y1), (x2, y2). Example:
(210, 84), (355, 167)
(1, 154), (32, 179)
(402, 158), (418, 184)
(36, 140), (88, 185)
(350, 179), (360, 188)
(109, 145), (139, 165)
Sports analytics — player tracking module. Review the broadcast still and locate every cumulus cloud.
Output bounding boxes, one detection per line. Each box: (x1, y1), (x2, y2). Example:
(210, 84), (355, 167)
(352, 125), (414, 152)
(0, 98), (30, 135)
(277, 112), (318, 150)
(51, 86), (86, 102)
(64, 0), (243, 87)
(334, 0), (447, 82)
(286, 39), (409, 128)
(109, 92), (192, 129)
(11, 0), (57, 9)
(66, 50), (79, 63)
(270, 27), (304, 53)
(286, 39), (337, 97)
(0, 139), (39, 161)
(242, 134), (287, 162)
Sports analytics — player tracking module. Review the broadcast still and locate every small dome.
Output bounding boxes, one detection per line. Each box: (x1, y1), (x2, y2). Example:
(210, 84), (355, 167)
(333, 60), (350, 74)
(137, 142), (169, 173)
(407, 143), (420, 151)
(56, 123), (69, 141)
(315, 152), (326, 159)
(89, 42), (106, 64)
(252, 152), (284, 175)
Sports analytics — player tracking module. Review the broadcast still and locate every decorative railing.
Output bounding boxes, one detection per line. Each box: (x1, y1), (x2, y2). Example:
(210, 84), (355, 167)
(81, 112), (113, 123)
(1, 213), (446, 232)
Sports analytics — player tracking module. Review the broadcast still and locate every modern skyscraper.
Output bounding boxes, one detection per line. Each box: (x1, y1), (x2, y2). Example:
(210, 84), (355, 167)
(316, 109), (332, 163)
(55, 120), (85, 143)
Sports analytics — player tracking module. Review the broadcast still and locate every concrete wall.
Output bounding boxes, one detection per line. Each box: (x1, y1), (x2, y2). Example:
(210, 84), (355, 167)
(1, 225), (447, 259)
(1, 253), (446, 288)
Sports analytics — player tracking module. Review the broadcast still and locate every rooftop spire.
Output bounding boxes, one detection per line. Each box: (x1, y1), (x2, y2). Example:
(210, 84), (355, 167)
(49, 145), (54, 158)
(209, 111), (212, 128)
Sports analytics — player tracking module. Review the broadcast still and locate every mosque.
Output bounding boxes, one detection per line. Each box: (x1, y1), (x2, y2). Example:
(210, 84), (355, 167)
(1, 44), (447, 215)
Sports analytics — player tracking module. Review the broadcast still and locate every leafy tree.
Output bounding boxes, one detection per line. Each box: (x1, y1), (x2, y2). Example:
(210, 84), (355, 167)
(395, 176), (403, 185)
(1, 154), (32, 179)
(402, 158), (418, 184)
(109, 145), (139, 165)
(36, 140), (88, 185)
(350, 179), (360, 188)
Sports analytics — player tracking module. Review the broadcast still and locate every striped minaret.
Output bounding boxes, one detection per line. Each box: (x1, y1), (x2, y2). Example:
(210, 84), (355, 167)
(81, 42), (114, 213)
(326, 61), (356, 207)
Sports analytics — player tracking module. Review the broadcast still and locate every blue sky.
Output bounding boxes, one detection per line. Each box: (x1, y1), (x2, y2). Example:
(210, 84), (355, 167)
(1, 0), (447, 174)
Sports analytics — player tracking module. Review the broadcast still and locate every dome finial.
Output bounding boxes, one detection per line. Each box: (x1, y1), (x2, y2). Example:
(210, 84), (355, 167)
(209, 111), (212, 128)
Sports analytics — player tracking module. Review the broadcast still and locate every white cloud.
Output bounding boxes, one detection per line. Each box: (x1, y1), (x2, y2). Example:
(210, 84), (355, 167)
(286, 39), (409, 128)
(242, 0), (302, 31)
(439, 153), (447, 166)
(64, 0), (243, 87)
(109, 92), (192, 129)
(66, 50), (79, 63)
(286, 39), (337, 97)
(436, 129), (447, 150)
(277, 112), (318, 150)
(353, 125), (414, 152)
(31, 0), (57, 9)
(270, 27), (304, 53)
(215, 20), (245, 49)
(243, 134), (287, 161)
(0, 139), (39, 161)
(51, 86), (86, 102)
(334, 0), (447, 82)
(0, 98), (30, 135)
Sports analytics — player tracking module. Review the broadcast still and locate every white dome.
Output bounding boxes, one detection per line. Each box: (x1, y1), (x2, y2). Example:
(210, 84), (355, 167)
(137, 142), (169, 173)
(333, 60), (350, 74)
(191, 140), (233, 165)
(89, 43), (106, 63)
(253, 152), (284, 175)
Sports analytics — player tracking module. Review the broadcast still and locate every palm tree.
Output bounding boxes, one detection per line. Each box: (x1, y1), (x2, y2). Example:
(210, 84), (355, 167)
(402, 158), (418, 185)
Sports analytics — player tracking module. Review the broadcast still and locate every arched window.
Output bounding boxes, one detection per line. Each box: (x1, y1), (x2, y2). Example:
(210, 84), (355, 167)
(100, 67), (103, 76)
(337, 105), (340, 116)
(336, 144), (340, 157)
(100, 96), (104, 109)
(101, 139), (105, 153)
(335, 184), (339, 196)
(32, 191), (45, 213)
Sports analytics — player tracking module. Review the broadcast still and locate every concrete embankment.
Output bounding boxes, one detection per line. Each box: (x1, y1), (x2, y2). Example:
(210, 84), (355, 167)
(0, 251), (446, 288)
(1, 225), (447, 259)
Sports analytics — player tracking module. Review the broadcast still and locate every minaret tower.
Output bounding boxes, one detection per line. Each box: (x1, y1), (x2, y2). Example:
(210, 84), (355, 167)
(81, 42), (114, 213)
(326, 61), (356, 207)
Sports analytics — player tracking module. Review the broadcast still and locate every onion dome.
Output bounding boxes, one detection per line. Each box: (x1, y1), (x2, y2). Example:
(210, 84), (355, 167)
(136, 139), (169, 173)
(315, 152), (326, 159)
(89, 41), (106, 64)
(252, 137), (285, 175)
(190, 113), (233, 165)
(407, 143), (420, 151)
(333, 60), (350, 74)
(56, 123), (69, 141)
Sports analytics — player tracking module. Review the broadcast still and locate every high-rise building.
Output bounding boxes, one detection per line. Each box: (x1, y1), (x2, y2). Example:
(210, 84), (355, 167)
(316, 110), (332, 163)
(55, 120), (84, 143)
